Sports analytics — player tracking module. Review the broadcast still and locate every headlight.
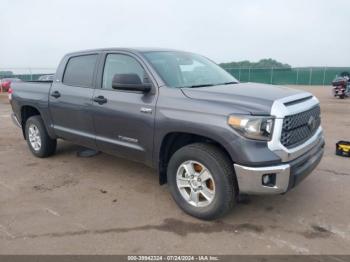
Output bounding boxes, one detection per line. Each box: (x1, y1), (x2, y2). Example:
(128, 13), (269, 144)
(228, 115), (274, 141)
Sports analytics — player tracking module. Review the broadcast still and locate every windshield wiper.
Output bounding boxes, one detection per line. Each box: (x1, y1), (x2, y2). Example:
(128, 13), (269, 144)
(183, 81), (238, 88)
(188, 84), (215, 88)
(221, 81), (238, 85)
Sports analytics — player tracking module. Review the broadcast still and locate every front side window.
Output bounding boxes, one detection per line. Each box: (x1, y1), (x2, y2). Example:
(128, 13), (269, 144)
(63, 54), (98, 87)
(143, 51), (238, 88)
(102, 54), (147, 90)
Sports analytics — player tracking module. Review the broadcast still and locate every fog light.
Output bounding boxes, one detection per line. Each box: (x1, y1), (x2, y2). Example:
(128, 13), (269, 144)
(262, 173), (276, 187)
(262, 175), (270, 185)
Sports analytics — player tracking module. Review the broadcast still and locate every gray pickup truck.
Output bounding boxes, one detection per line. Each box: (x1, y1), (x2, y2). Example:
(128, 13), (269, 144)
(10, 48), (324, 220)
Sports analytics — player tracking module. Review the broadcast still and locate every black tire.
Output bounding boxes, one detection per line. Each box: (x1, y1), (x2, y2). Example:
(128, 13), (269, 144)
(25, 115), (57, 158)
(340, 94), (345, 99)
(167, 143), (237, 220)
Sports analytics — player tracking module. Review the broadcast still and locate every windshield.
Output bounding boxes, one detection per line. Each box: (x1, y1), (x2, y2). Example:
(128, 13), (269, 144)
(143, 51), (238, 88)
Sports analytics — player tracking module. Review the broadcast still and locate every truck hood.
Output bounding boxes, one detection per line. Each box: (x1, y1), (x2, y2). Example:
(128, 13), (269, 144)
(181, 82), (306, 115)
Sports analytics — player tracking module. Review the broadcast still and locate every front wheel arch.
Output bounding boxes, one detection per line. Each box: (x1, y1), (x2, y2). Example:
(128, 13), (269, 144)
(158, 132), (234, 185)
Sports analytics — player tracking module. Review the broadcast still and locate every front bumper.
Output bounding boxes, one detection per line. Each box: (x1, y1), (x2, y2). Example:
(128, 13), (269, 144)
(234, 135), (324, 194)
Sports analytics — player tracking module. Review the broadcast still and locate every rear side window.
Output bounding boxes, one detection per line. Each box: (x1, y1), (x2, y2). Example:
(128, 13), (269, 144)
(63, 54), (98, 87)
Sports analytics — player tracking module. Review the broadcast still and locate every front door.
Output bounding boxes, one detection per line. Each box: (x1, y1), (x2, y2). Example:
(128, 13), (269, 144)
(92, 53), (157, 165)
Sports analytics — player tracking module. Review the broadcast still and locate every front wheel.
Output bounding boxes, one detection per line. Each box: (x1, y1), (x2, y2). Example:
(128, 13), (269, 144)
(25, 116), (57, 158)
(167, 143), (237, 220)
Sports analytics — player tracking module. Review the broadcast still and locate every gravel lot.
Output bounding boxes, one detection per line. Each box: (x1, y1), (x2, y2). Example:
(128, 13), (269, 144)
(0, 86), (349, 254)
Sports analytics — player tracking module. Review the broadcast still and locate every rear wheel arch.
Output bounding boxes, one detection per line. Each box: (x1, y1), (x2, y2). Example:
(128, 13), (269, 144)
(20, 105), (57, 139)
(20, 105), (41, 139)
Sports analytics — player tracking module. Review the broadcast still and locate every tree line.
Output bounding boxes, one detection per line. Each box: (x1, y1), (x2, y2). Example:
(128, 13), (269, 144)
(220, 58), (291, 69)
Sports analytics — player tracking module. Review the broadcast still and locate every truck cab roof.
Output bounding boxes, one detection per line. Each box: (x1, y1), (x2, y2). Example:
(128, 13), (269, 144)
(65, 47), (181, 56)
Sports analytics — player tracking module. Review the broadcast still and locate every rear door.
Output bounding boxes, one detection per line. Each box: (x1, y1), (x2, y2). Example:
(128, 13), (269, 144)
(49, 53), (99, 148)
(92, 52), (158, 165)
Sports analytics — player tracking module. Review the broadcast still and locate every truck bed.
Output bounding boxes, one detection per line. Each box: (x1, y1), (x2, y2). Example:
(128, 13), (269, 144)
(10, 81), (53, 125)
(11, 81), (52, 98)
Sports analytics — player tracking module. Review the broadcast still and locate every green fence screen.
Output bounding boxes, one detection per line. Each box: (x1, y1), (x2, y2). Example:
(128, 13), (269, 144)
(223, 67), (350, 85)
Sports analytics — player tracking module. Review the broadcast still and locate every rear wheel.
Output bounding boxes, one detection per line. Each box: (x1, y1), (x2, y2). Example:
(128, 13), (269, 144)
(167, 143), (237, 220)
(25, 116), (57, 157)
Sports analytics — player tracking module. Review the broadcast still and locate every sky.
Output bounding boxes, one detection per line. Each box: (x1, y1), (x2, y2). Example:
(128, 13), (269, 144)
(0, 0), (349, 69)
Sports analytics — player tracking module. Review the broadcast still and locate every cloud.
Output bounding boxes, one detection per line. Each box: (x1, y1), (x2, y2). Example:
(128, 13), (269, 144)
(0, 0), (349, 68)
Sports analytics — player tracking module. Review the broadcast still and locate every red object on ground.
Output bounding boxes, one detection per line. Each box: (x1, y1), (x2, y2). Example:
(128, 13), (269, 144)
(1, 80), (12, 92)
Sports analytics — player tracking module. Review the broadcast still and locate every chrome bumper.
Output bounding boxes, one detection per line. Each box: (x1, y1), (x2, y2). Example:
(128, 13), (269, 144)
(234, 134), (324, 195)
(234, 163), (290, 194)
(11, 113), (21, 128)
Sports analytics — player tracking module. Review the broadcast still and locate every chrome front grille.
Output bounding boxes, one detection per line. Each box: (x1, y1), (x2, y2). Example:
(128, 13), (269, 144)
(281, 105), (321, 148)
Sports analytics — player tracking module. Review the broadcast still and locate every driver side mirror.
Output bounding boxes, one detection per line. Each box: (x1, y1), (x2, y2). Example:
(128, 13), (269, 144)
(112, 73), (151, 92)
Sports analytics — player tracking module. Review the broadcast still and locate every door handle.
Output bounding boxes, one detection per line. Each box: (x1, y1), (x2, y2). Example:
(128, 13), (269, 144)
(50, 91), (61, 98)
(140, 107), (152, 114)
(93, 96), (107, 105)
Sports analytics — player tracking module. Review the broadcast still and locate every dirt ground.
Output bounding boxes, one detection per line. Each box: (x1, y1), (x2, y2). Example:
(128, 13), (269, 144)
(0, 86), (349, 255)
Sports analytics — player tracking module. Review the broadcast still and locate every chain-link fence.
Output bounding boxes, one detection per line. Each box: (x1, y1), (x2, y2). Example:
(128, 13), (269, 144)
(1, 67), (350, 85)
(223, 67), (350, 85)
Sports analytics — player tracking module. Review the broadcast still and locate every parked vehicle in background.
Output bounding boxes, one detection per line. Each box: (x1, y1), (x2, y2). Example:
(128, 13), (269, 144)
(9, 48), (325, 220)
(38, 74), (54, 81)
(0, 78), (21, 92)
(332, 71), (350, 99)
